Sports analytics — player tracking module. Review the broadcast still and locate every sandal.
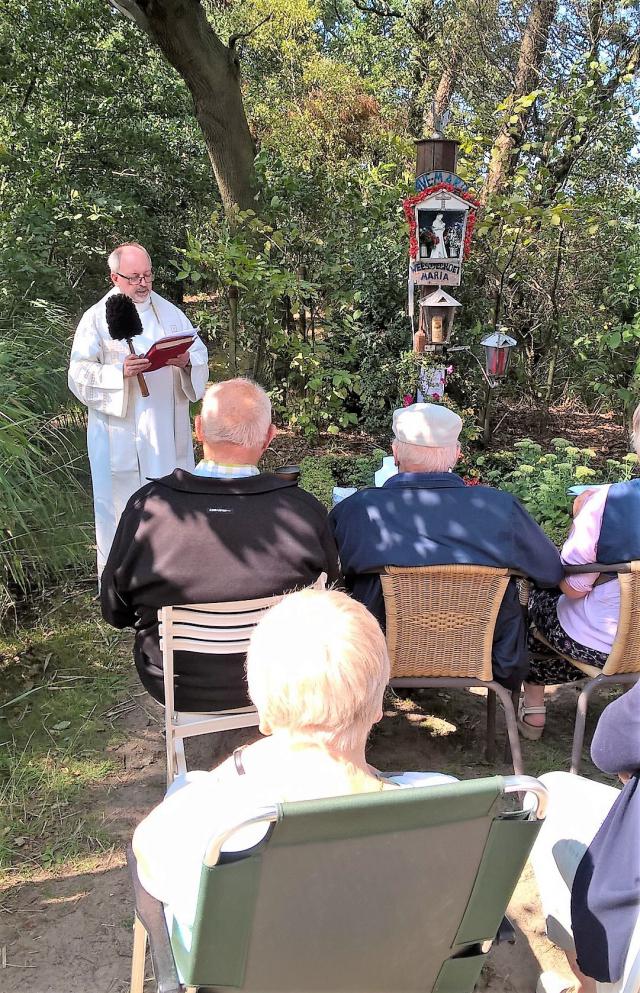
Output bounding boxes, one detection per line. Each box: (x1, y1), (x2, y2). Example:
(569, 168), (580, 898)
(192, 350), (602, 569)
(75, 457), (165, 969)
(517, 698), (546, 741)
(536, 970), (574, 993)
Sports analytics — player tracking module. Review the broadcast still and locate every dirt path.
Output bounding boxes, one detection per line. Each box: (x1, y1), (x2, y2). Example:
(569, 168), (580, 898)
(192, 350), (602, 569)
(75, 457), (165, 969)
(0, 681), (590, 993)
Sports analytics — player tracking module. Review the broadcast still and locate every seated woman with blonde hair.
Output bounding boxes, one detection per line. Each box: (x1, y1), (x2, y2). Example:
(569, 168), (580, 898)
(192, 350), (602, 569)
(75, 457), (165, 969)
(133, 589), (453, 932)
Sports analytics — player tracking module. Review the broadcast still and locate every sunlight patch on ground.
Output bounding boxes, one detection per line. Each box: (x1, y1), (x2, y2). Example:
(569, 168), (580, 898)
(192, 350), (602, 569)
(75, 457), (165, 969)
(41, 890), (90, 906)
(412, 714), (457, 736)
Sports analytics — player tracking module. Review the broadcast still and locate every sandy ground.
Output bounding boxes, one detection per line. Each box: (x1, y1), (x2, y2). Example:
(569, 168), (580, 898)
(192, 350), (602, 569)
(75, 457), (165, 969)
(0, 683), (581, 993)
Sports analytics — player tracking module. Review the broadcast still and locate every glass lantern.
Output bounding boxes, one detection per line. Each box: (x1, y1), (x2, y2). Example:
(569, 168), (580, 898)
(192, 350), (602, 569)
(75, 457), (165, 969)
(480, 331), (517, 379)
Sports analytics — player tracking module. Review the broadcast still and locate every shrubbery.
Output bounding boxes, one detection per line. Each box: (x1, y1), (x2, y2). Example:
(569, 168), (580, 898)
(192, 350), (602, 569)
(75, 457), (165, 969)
(468, 439), (638, 543)
(1, 304), (91, 620)
(301, 437), (638, 545)
(300, 450), (387, 507)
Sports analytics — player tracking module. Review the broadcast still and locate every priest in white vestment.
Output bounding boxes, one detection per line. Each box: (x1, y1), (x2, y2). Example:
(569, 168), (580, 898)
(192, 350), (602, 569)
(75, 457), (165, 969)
(68, 243), (209, 575)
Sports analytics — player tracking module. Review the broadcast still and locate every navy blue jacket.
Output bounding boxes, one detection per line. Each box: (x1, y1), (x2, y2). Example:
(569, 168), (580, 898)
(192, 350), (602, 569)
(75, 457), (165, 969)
(330, 472), (563, 689)
(597, 478), (640, 562)
(571, 680), (640, 982)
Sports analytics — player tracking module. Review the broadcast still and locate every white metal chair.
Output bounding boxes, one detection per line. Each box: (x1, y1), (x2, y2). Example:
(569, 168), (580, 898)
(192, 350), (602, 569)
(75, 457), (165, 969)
(159, 595), (283, 786)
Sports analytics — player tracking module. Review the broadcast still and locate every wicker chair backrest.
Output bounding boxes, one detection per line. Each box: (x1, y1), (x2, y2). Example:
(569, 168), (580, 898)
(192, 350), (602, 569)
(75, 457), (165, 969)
(603, 561), (640, 675)
(381, 564), (511, 682)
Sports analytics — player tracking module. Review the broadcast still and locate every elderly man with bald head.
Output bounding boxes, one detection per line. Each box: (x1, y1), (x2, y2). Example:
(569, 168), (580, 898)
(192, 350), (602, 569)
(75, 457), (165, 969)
(101, 378), (339, 713)
(69, 243), (209, 575)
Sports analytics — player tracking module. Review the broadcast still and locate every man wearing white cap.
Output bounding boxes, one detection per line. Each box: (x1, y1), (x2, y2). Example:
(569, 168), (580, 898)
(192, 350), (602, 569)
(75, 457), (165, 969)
(330, 403), (562, 689)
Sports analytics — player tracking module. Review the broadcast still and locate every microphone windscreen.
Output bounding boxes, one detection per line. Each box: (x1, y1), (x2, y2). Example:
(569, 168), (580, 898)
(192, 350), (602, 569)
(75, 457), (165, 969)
(105, 294), (144, 341)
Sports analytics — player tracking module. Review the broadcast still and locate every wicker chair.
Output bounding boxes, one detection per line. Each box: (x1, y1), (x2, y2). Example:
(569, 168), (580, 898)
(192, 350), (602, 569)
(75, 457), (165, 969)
(530, 560), (640, 774)
(380, 564), (524, 775)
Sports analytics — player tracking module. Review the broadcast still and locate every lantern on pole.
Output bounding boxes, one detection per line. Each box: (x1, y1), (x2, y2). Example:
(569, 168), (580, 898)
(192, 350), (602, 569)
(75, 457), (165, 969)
(480, 331), (517, 381)
(417, 289), (461, 349)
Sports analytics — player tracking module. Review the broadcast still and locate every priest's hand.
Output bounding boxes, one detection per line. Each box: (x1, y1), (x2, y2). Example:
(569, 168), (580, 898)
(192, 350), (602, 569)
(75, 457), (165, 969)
(165, 353), (190, 369)
(123, 354), (151, 377)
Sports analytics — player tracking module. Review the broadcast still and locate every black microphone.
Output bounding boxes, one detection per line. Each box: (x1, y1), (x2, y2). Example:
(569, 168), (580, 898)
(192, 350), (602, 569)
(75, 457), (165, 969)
(105, 294), (149, 397)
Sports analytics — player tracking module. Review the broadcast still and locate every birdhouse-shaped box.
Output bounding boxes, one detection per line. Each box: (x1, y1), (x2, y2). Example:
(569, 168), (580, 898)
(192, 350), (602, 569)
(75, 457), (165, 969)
(420, 288), (461, 345)
(403, 183), (479, 288)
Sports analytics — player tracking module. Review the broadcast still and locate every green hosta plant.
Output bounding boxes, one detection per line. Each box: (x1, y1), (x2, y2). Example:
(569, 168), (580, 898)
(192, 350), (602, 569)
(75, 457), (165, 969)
(470, 438), (638, 544)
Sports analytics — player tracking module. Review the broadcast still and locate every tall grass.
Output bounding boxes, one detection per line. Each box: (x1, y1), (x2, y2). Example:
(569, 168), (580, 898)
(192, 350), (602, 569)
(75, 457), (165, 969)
(0, 302), (91, 619)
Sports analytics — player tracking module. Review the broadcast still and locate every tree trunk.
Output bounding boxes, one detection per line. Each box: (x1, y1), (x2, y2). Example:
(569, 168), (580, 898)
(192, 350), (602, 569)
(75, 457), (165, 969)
(423, 49), (462, 136)
(483, 0), (558, 201)
(544, 226), (563, 402)
(118, 0), (257, 214)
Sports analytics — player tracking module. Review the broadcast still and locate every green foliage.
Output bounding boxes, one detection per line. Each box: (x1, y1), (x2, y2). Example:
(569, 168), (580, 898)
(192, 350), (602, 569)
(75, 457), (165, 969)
(469, 439), (638, 543)
(0, 0), (214, 312)
(178, 155), (411, 435)
(0, 592), (130, 871)
(270, 338), (361, 436)
(300, 449), (386, 507)
(300, 456), (337, 508)
(0, 304), (91, 619)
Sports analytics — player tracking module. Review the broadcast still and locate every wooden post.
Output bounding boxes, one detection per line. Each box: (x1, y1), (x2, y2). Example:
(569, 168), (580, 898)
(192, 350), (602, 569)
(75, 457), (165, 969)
(413, 137), (459, 354)
(415, 139), (460, 177)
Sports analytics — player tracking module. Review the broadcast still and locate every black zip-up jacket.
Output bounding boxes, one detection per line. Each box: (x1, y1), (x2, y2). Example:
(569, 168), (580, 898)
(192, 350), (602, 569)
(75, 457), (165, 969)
(101, 469), (339, 712)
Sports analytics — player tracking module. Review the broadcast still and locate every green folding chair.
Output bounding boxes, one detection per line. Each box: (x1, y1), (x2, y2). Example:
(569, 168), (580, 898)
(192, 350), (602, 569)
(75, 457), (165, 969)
(129, 774), (547, 993)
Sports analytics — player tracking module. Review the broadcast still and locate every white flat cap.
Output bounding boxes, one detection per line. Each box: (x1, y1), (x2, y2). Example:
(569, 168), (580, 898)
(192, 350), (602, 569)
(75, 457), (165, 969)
(392, 403), (462, 448)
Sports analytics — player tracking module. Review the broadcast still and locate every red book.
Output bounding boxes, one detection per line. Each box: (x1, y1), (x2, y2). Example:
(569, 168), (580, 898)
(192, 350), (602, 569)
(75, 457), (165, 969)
(143, 332), (195, 372)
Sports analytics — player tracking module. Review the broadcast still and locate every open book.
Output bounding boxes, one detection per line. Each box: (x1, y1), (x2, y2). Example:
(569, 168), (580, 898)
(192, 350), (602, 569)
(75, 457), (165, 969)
(143, 332), (195, 372)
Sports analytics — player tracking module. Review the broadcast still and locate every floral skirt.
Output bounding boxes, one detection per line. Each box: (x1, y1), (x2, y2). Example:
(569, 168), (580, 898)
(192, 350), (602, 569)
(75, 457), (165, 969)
(527, 587), (609, 685)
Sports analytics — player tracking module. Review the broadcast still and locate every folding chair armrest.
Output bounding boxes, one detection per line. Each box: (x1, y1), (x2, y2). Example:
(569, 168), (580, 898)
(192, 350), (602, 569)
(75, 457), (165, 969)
(127, 846), (182, 993)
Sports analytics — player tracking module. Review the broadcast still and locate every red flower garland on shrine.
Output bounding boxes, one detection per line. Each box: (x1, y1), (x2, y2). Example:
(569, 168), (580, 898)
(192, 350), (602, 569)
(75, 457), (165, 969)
(402, 182), (481, 261)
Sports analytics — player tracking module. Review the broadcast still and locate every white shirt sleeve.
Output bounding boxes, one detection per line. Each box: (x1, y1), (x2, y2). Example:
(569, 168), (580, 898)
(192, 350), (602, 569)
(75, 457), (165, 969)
(132, 775), (270, 926)
(68, 306), (128, 417)
(561, 485), (610, 594)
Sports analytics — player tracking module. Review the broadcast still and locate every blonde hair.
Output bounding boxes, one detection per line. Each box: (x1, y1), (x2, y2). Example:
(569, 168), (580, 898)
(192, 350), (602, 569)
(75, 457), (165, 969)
(247, 589), (390, 753)
(107, 243), (151, 273)
(393, 440), (459, 473)
(632, 403), (640, 456)
(200, 378), (271, 450)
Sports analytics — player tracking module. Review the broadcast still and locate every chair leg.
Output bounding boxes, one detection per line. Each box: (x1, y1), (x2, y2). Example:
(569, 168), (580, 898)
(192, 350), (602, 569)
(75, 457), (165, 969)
(485, 691), (497, 763)
(504, 690), (520, 763)
(166, 732), (187, 789)
(492, 683), (524, 776)
(174, 737), (187, 779)
(571, 680), (595, 775)
(131, 915), (148, 993)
